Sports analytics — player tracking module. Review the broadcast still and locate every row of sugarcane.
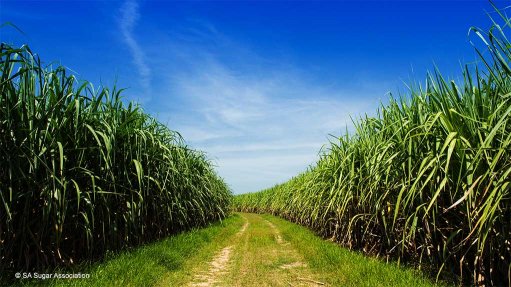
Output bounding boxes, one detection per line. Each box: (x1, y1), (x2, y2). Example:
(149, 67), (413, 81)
(233, 6), (511, 286)
(0, 42), (231, 275)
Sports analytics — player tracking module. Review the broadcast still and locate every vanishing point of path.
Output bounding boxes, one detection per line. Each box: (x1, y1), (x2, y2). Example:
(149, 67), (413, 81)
(186, 213), (323, 287)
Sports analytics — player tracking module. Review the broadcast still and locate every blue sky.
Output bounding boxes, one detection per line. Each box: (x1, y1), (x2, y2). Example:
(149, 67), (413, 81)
(0, 0), (503, 193)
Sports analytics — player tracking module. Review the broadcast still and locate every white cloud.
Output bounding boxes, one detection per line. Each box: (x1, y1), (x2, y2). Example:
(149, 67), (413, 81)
(164, 58), (382, 193)
(133, 20), (389, 194)
(119, 0), (151, 94)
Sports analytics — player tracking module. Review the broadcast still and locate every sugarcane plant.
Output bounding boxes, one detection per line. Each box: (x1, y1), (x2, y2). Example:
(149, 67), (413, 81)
(0, 42), (232, 275)
(233, 4), (511, 286)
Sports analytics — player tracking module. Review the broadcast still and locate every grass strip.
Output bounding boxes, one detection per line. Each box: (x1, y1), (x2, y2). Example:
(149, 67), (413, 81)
(11, 215), (243, 287)
(262, 214), (443, 287)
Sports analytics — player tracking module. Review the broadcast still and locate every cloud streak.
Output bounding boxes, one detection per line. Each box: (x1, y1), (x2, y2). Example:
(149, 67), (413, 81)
(135, 20), (391, 193)
(119, 0), (151, 93)
(160, 55), (383, 193)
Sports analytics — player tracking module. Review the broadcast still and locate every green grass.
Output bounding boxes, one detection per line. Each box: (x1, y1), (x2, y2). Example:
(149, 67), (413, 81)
(224, 213), (436, 286)
(233, 4), (511, 286)
(11, 213), (441, 286)
(11, 214), (244, 287)
(263, 214), (439, 287)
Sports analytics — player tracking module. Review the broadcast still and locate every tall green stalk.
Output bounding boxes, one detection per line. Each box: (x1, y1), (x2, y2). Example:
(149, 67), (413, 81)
(233, 5), (511, 285)
(0, 42), (231, 274)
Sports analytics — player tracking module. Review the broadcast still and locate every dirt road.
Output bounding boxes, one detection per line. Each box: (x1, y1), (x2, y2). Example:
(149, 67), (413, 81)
(186, 213), (324, 287)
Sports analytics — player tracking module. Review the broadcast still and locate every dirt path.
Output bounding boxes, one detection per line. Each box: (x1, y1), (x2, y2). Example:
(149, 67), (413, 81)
(186, 213), (324, 287)
(187, 214), (249, 287)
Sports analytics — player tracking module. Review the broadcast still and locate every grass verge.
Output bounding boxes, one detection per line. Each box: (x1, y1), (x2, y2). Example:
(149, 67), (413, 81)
(9, 214), (244, 287)
(262, 214), (442, 287)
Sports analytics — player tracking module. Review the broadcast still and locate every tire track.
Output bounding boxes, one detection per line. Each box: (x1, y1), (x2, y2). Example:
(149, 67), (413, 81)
(263, 218), (326, 286)
(188, 214), (249, 287)
(264, 219), (290, 246)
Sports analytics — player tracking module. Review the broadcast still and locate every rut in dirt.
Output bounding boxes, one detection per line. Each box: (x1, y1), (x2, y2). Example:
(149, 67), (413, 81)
(186, 213), (325, 287)
(188, 215), (249, 287)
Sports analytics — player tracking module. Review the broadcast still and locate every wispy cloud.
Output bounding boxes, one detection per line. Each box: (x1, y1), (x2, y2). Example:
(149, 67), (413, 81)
(136, 20), (390, 193)
(159, 62), (384, 193)
(119, 0), (151, 94)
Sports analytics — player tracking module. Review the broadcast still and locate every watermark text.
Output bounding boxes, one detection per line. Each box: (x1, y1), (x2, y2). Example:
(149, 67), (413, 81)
(15, 272), (90, 280)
